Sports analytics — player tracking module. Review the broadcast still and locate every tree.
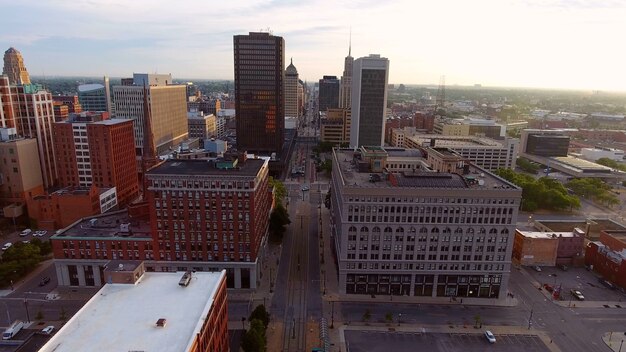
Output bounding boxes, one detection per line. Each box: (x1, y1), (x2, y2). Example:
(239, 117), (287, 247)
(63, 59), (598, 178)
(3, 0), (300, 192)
(516, 158), (538, 174)
(241, 319), (266, 352)
(385, 312), (393, 324)
(35, 309), (44, 320)
(269, 203), (291, 243)
(495, 169), (580, 211)
(362, 309), (371, 322)
(320, 160), (332, 176)
(268, 177), (287, 205)
(249, 304), (270, 328)
(474, 314), (482, 328)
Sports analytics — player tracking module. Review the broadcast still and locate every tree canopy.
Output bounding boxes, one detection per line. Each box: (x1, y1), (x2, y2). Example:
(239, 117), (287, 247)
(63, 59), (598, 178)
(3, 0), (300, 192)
(269, 203), (291, 243)
(566, 177), (619, 207)
(495, 169), (580, 211)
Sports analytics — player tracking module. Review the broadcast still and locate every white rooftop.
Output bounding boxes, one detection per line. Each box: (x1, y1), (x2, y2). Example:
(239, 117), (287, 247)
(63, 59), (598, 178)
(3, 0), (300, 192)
(517, 229), (583, 239)
(78, 83), (105, 92)
(39, 271), (225, 352)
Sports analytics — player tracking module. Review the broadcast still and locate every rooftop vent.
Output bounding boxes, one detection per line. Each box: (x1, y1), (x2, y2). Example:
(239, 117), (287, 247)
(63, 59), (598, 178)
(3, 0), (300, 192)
(156, 318), (167, 327)
(179, 271), (192, 287)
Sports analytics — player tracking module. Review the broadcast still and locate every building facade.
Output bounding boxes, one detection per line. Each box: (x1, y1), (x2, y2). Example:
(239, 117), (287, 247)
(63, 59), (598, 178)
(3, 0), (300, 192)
(113, 73), (188, 155)
(330, 146), (521, 299)
(27, 186), (117, 230)
(0, 128), (44, 207)
(53, 113), (138, 207)
(394, 131), (519, 171)
(2, 47), (30, 85)
(0, 76), (58, 188)
(234, 32), (285, 154)
(284, 59), (299, 119)
(188, 111), (217, 139)
(318, 75), (340, 112)
(78, 80), (112, 113)
(320, 108), (351, 144)
(585, 230), (626, 291)
(350, 55), (389, 148)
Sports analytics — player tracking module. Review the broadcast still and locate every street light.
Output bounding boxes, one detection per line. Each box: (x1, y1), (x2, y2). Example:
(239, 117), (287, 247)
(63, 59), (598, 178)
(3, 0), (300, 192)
(23, 299), (30, 323)
(1, 301), (11, 325)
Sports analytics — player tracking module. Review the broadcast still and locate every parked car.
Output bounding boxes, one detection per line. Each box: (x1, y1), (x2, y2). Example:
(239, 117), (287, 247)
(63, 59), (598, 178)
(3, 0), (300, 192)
(39, 277), (50, 287)
(2, 320), (24, 340)
(1, 243), (12, 251)
(543, 284), (554, 293)
(571, 289), (585, 300)
(599, 278), (616, 290)
(19, 229), (31, 237)
(484, 330), (496, 343)
(41, 326), (54, 335)
(533, 266), (542, 272)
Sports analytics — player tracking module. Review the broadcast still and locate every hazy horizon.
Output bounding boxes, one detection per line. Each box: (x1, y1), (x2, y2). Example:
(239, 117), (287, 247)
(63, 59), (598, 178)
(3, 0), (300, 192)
(3, 0), (626, 92)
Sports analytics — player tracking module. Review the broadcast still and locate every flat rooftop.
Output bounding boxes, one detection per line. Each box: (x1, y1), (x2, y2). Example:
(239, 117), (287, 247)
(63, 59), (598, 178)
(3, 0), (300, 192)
(552, 156), (613, 172)
(516, 230), (580, 239)
(52, 210), (152, 240)
(333, 148), (518, 190)
(405, 134), (504, 147)
(38, 271), (226, 352)
(147, 158), (266, 177)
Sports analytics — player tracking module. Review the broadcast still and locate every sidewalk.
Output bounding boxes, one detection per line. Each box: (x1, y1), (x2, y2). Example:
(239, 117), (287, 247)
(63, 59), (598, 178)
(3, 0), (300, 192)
(0, 259), (55, 298)
(602, 332), (626, 352)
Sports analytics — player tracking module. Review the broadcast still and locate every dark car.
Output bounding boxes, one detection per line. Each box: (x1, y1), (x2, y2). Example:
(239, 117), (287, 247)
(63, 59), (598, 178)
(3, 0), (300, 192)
(39, 277), (50, 286)
(599, 278), (616, 290)
(543, 284), (554, 293)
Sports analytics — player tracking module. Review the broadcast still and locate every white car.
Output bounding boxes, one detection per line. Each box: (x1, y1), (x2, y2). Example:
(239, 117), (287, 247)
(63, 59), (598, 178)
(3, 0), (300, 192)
(571, 289), (585, 300)
(19, 229), (32, 237)
(1, 243), (12, 251)
(41, 325), (54, 335)
(484, 330), (496, 343)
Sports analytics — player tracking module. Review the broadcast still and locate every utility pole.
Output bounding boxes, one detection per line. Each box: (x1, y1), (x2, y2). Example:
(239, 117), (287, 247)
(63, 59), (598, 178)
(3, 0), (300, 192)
(528, 307), (533, 329)
(23, 299), (30, 323)
(330, 301), (335, 329)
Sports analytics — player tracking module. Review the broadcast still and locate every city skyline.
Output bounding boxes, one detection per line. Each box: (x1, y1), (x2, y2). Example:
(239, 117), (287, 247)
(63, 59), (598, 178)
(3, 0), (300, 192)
(1, 0), (626, 91)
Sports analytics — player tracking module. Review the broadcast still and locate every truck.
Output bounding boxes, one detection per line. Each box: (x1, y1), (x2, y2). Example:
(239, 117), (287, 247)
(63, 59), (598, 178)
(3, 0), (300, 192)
(2, 320), (24, 340)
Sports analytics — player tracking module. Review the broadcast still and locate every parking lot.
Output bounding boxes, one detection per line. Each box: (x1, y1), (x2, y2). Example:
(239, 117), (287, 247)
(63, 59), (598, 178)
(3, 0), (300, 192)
(528, 266), (626, 302)
(344, 331), (550, 352)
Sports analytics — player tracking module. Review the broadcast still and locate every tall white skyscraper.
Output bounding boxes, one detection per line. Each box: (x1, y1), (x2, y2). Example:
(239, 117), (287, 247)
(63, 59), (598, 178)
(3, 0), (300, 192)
(349, 54), (389, 148)
(339, 45), (353, 109)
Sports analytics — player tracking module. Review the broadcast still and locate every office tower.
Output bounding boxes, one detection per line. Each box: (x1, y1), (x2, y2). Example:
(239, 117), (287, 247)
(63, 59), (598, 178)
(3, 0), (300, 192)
(2, 47), (31, 85)
(78, 77), (113, 113)
(318, 75), (340, 112)
(234, 32), (285, 154)
(113, 73), (188, 155)
(331, 146), (521, 298)
(349, 54), (389, 147)
(0, 75), (57, 188)
(0, 128), (45, 207)
(320, 108), (351, 144)
(53, 112), (139, 207)
(339, 45), (353, 109)
(284, 58), (299, 119)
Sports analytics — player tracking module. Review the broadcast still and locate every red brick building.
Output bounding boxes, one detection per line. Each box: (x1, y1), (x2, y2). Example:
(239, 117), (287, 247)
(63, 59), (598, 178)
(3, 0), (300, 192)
(414, 112), (434, 132)
(50, 154), (272, 289)
(27, 186), (117, 230)
(53, 113), (138, 207)
(585, 230), (626, 290)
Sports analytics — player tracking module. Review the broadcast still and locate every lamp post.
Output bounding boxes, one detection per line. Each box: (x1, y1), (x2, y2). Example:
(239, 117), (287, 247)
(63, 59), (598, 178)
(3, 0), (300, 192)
(528, 306), (533, 329)
(398, 313), (402, 326)
(330, 300), (335, 329)
(23, 299), (30, 323)
(1, 301), (11, 325)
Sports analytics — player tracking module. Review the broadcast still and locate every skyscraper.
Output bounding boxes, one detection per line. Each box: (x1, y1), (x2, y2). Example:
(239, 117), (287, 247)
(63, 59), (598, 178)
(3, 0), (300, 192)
(234, 32), (285, 154)
(2, 47), (31, 85)
(318, 75), (340, 112)
(284, 58), (299, 119)
(0, 75), (57, 188)
(339, 44), (353, 109)
(349, 54), (389, 147)
(113, 73), (188, 155)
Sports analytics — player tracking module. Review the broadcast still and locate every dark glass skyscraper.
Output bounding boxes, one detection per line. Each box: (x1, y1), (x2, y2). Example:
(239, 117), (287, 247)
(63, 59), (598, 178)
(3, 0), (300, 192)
(234, 32), (285, 154)
(318, 75), (340, 112)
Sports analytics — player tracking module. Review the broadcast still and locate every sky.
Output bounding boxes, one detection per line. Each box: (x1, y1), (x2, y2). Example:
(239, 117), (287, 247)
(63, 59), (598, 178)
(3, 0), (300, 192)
(1, 0), (625, 91)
